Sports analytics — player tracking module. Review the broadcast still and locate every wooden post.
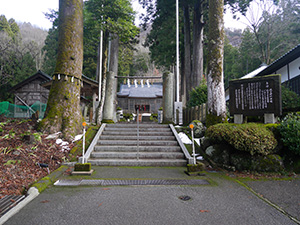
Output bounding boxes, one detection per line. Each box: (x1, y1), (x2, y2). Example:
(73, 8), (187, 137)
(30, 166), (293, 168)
(194, 106), (199, 121)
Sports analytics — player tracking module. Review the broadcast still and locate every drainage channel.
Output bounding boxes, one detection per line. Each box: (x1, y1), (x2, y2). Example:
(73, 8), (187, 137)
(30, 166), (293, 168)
(0, 195), (25, 217)
(54, 179), (209, 186)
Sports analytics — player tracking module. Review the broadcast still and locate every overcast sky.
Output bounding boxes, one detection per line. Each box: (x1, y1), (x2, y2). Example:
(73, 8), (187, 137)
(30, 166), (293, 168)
(0, 0), (249, 30)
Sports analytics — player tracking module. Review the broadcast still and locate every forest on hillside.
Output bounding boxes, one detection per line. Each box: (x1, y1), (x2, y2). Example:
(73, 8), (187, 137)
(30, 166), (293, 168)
(0, 16), (48, 101)
(0, 0), (299, 103)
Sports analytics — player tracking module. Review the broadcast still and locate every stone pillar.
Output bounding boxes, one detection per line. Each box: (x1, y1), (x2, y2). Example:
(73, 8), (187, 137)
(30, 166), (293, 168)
(163, 72), (174, 123)
(102, 71), (115, 122)
(234, 114), (243, 124)
(264, 113), (276, 124)
(92, 93), (97, 123)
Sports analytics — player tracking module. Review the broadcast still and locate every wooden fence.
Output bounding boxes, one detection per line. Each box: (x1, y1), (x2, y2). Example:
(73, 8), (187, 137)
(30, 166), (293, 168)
(183, 103), (207, 125)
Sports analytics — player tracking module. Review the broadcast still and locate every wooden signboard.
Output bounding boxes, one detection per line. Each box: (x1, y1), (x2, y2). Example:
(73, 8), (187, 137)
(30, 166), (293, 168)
(229, 75), (282, 116)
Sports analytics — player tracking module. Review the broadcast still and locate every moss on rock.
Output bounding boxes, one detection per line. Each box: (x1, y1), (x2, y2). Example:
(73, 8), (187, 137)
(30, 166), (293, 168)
(252, 154), (284, 172)
(31, 177), (52, 193)
(101, 119), (115, 124)
(206, 113), (227, 127)
(74, 163), (91, 171)
(187, 162), (205, 172)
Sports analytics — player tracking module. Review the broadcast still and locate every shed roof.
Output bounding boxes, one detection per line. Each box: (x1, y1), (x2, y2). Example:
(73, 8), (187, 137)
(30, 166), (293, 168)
(117, 83), (163, 99)
(10, 70), (52, 92)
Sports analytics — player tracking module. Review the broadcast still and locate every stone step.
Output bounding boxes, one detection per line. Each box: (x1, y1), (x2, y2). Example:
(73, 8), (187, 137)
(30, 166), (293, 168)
(93, 145), (182, 152)
(83, 123), (187, 167)
(104, 127), (171, 132)
(107, 124), (169, 128)
(99, 135), (175, 141)
(97, 140), (179, 146)
(87, 159), (187, 167)
(90, 152), (185, 159)
(102, 131), (173, 136)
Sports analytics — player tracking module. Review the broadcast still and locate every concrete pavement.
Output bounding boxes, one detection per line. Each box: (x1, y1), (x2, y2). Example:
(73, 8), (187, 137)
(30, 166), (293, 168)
(3, 167), (300, 225)
(246, 179), (300, 222)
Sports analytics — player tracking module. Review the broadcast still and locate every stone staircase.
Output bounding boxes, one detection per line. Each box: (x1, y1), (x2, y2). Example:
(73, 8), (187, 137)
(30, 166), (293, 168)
(87, 123), (187, 166)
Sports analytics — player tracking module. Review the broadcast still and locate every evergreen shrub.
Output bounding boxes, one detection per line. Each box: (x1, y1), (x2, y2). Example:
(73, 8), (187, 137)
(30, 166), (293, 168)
(188, 79), (207, 108)
(206, 123), (277, 155)
(278, 113), (300, 155)
(264, 123), (280, 140)
(281, 86), (300, 111)
(123, 113), (133, 121)
(150, 113), (158, 122)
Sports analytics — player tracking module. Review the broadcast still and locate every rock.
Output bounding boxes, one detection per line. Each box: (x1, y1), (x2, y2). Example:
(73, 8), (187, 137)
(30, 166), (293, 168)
(230, 153), (284, 172)
(205, 146), (215, 157)
(190, 120), (206, 138)
(13, 151), (20, 156)
(205, 144), (232, 165)
(213, 144), (231, 165)
(23, 135), (35, 144)
(252, 154), (284, 172)
(230, 153), (253, 171)
(200, 137), (211, 150)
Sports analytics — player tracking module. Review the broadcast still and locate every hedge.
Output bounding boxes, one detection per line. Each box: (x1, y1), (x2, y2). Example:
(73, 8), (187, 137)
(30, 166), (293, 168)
(206, 123), (277, 155)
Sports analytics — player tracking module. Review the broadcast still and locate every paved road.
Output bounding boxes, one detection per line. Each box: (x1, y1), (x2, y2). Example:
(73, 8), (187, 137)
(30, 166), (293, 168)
(246, 179), (300, 222)
(4, 167), (298, 225)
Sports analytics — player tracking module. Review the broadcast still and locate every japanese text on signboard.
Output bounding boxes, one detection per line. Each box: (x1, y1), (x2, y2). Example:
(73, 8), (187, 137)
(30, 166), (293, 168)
(229, 75), (281, 116)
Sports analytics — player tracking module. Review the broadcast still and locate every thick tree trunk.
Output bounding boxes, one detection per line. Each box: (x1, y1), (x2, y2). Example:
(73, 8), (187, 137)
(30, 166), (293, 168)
(191, 1), (204, 89)
(183, 2), (192, 104)
(206, 0), (227, 126)
(41, 0), (83, 140)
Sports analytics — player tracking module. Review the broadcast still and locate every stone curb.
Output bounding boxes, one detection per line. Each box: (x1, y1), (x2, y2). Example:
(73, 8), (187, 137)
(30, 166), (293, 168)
(235, 179), (300, 224)
(0, 165), (69, 225)
(0, 188), (39, 225)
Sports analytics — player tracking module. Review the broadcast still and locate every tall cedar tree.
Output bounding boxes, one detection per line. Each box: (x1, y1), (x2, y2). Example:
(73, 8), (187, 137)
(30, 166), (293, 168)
(40, 0), (84, 140)
(206, 0), (227, 126)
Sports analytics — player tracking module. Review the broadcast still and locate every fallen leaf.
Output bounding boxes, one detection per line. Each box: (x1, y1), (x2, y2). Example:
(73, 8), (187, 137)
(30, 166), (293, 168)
(10, 199), (16, 203)
(102, 188), (110, 190)
(200, 210), (210, 213)
(41, 200), (50, 203)
(98, 203), (103, 207)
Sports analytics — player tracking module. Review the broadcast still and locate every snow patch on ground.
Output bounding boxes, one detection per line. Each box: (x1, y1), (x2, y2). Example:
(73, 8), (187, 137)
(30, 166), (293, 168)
(178, 132), (192, 144)
(197, 156), (204, 160)
(73, 134), (83, 142)
(56, 139), (63, 145)
(178, 133), (204, 160)
(56, 139), (70, 152)
(45, 132), (61, 139)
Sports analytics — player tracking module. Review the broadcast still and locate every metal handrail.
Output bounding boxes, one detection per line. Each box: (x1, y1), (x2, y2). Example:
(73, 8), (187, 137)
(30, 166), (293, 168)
(137, 109), (140, 160)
